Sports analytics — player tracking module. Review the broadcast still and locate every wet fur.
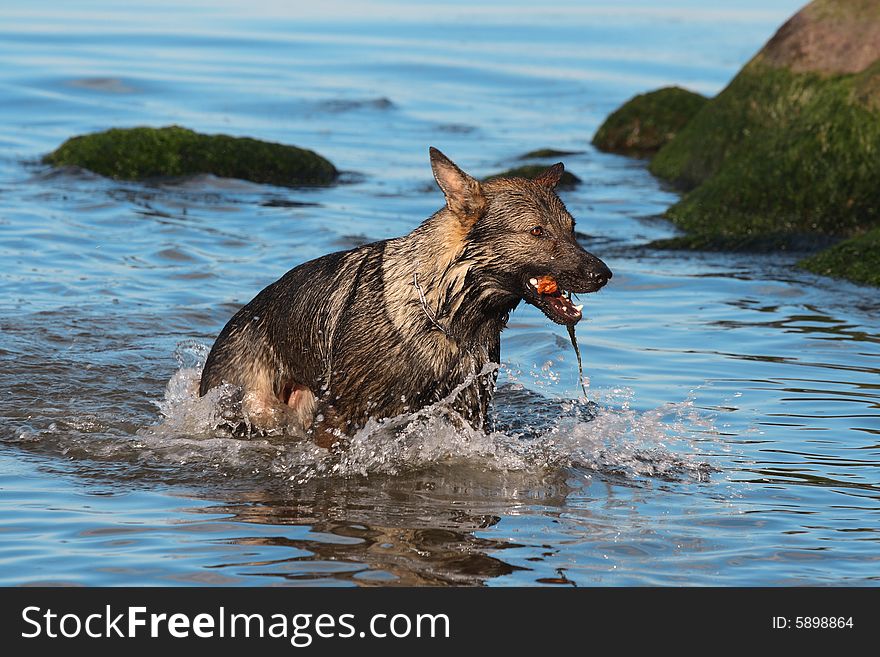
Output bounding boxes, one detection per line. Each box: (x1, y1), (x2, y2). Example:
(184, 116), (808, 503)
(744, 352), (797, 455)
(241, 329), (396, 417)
(199, 149), (611, 447)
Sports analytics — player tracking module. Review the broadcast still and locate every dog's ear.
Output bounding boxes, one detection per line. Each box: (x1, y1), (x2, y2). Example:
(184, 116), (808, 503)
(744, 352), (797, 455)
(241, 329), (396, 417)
(534, 162), (565, 189)
(429, 147), (486, 226)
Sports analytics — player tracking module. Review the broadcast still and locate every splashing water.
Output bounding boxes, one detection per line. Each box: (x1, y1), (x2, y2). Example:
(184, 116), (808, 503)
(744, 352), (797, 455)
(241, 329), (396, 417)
(134, 342), (717, 485)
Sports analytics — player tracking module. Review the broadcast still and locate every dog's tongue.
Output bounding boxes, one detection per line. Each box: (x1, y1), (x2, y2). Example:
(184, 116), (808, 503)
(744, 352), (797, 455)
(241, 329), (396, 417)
(536, 276), (582, 323)
(547, 293), (582, 322)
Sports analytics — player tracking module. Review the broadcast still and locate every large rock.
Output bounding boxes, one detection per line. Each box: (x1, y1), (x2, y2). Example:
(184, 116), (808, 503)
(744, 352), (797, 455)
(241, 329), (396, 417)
(596, 0), (880, 285)
(759, 0), (880, 74)
(649, 59), (880, 249)
(43, 125), (338, 187)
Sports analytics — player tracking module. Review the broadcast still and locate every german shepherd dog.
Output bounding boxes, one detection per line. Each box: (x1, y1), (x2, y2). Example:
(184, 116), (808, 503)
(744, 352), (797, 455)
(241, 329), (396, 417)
(199, 148), (611, 448)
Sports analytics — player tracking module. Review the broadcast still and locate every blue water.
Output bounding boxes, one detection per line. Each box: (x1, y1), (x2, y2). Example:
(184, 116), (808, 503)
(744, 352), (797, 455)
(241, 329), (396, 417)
(1, 0), (878, 586)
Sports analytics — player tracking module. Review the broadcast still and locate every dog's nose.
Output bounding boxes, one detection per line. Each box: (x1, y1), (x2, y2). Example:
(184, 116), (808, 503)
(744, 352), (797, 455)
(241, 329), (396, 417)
(587, 257), (612, 285)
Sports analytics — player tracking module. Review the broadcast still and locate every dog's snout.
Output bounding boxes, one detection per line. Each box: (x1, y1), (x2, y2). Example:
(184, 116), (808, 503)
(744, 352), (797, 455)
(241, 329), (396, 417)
(594, 260), (612, 282)
(581, 251), (612, 287)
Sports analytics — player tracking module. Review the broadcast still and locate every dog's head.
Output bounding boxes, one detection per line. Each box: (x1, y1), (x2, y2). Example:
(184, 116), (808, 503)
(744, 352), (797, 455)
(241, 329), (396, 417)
(430, 147), (612, 326)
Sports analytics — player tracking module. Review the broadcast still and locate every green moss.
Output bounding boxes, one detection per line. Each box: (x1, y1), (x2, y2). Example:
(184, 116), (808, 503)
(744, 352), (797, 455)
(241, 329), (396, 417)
(43, 125), (338, 187)
(798, 227), (880, 286)
(854, 59), (880, 111)
(650, 62), (880, 246)
(484, 164), (581, 189)
(592, 86), (708, 156)
(518, 148), (580, 159)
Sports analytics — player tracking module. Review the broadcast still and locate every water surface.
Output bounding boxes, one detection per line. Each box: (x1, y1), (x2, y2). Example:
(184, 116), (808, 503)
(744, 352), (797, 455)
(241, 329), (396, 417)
(1, 0), (879, 586)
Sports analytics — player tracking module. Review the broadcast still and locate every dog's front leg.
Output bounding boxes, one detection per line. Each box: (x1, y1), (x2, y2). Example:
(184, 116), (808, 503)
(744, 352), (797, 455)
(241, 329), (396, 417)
(450, 365), (498, 433)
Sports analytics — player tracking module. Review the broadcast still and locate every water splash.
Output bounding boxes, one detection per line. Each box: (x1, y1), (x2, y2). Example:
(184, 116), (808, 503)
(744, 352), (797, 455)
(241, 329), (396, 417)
(133, 342), (718, 484)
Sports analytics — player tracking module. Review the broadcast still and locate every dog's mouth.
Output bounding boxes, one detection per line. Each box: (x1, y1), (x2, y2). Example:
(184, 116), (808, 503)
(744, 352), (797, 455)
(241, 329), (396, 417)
(524, 275), (584, 325)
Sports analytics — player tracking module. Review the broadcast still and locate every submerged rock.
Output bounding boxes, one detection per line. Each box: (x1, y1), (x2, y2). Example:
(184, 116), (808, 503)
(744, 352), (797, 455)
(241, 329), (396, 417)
(592, 86), (707, 156)
(517, 148), (581, 159)
(43, 125), (338, 187)
(485, 164), (581, 189)
(596, 0), (880, 286)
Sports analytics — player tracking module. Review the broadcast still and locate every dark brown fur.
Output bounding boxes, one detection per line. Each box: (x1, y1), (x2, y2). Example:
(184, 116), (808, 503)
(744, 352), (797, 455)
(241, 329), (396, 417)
(199, 148), (611, 447)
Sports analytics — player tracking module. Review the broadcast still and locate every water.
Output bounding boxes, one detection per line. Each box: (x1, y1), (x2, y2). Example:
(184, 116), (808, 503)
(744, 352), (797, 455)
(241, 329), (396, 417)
(1, 0), (878, 586)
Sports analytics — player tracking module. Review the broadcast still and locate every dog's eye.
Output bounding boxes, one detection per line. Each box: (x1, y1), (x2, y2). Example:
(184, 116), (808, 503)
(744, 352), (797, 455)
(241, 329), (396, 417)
(530, 226), (544, 237)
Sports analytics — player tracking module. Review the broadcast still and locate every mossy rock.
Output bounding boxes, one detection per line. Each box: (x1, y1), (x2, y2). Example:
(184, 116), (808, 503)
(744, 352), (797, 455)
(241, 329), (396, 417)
(591, 86), (708, 156)
(649, 61), (880, 245)
(485, 164), (581, 189)
(43, 125), (338, 187)
(609, 0), (880, 286)
(798, 227), (880, 287)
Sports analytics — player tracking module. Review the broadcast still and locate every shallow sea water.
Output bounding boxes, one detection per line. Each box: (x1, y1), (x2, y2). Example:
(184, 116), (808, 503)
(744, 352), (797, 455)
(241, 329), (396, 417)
(1, 0), (878, 586)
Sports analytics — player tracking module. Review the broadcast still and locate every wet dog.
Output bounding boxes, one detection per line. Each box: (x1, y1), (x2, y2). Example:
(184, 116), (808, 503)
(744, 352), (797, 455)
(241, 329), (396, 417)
(199, 148), (611, 447)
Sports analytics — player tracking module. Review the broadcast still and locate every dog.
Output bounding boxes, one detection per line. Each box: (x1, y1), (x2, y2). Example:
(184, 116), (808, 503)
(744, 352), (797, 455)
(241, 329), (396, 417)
(199, 148), (611, 448)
